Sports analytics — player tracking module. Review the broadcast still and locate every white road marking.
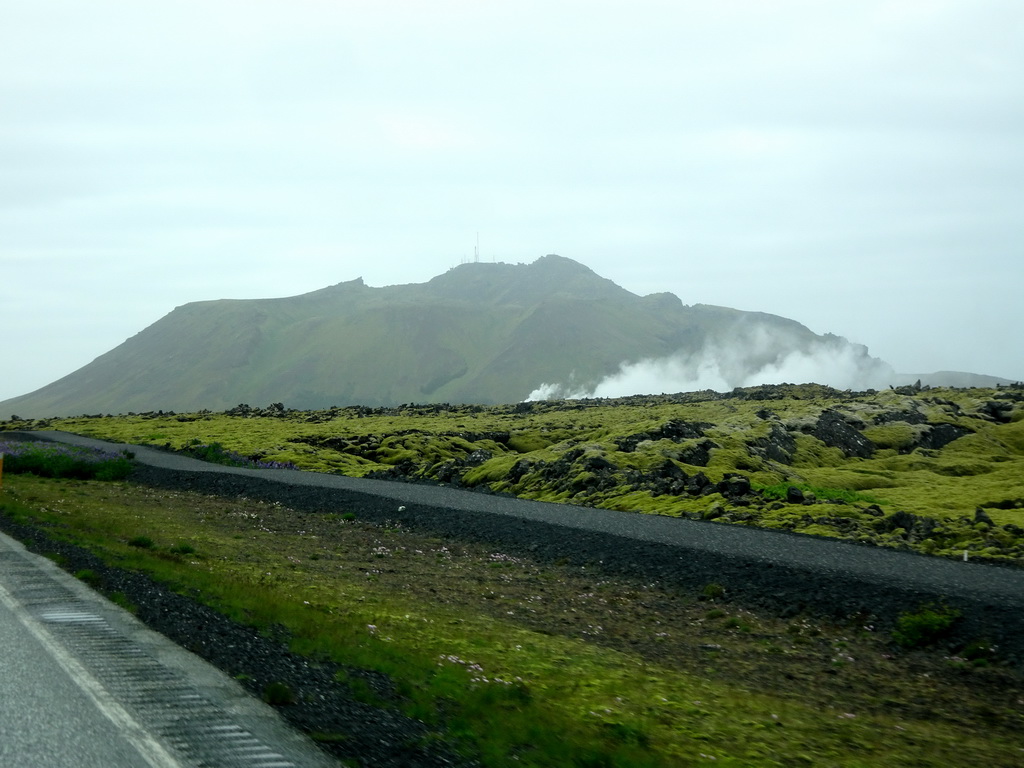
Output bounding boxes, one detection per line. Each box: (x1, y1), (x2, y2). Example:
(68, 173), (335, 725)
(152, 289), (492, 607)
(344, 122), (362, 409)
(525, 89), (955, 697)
(0, 581), (184, 768)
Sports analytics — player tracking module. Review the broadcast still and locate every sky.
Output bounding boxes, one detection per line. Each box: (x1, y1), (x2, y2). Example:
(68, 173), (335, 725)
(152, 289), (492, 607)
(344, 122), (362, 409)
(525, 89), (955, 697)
(3, 0), (1023, 403)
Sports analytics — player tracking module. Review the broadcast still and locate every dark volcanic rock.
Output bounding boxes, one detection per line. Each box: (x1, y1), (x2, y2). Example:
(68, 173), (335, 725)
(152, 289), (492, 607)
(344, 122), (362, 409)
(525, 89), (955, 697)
(717, 473), (752, 499)
(678, 439), (718, 467)
(686, 472), (712, 496)
(464, 449), (493, 466)
(878, 510), (920, 536)
(640, 460), (690, 497)
(874, 510), (940, 543)
(874, 409), (928, 425)
(917, 423), (972, 451)
(975, 508), (996, 527)
(581, 454), (618, 473)
(657, 419), (712, 441)
(811, 410), (875, 459)
(979, 401), (1015, 423)
(615, 420), (712, 452)
(507, 459), (532, 483)
(747, 422), (797, 464)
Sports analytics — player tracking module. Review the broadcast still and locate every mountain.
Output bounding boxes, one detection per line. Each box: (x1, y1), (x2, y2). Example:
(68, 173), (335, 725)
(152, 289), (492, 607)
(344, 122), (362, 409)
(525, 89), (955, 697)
(0, 255), (1010, 418)
(887, 371), (1014, 389)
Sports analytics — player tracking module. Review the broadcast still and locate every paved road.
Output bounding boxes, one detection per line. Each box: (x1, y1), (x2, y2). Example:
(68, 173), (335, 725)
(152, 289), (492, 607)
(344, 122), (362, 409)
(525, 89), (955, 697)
(0, 524), (337, 767)
(17, 430), (1024, 612)
(0, 579), (155, 768)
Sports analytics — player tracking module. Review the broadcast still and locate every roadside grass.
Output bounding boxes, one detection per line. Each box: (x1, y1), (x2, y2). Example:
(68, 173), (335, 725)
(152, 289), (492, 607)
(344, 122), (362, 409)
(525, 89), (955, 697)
(754, 483), (884, 506)
(2, 474), (1023, 766)
(0, 438), (133, 480)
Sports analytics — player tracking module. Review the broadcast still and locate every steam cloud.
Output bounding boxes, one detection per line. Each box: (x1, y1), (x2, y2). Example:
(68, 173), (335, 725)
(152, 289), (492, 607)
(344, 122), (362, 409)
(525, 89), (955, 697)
(527, 323), (896, 401)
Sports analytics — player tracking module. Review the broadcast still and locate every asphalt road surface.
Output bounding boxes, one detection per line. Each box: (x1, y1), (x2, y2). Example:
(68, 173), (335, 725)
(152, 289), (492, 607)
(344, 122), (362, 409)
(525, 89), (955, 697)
(0, 523), (338, 767)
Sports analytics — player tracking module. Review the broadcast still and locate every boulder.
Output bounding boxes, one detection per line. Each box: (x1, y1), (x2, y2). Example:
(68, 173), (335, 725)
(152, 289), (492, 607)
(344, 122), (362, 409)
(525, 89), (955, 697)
(717, 474), (751, 499)
(582, 454), (618, 473)
(974, 508), (995, 527)
(979, 401), (1014, 424)
(464, 449), (493, 466)
(916, 423), (971, 451)
(747, 422), (797, 464)
(701, 504), (725, 520)
(678, 439), (717, 467)
(686, 472), (711, 495)
(507, 459), (533, 482)
(811, 410), (875, 459)
(876, 509), (939, 542)
(642, 460), (689, 496)
(615, 419), (712, 452)
(874, 408), (927, 425)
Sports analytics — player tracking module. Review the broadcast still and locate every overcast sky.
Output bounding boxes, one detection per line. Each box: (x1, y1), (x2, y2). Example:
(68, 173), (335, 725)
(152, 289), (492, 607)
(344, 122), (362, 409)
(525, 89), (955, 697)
(3, 0), (1022, 403)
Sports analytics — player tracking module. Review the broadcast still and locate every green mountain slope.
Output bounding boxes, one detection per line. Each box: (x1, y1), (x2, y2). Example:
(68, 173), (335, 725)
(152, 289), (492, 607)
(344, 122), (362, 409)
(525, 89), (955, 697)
(1, 255), (1004, 418)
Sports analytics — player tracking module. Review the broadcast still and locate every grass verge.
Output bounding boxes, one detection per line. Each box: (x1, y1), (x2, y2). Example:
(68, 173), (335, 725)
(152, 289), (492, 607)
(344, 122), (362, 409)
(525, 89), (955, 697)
(2, 474), (1023, 766)
(0, 438), (134, 480)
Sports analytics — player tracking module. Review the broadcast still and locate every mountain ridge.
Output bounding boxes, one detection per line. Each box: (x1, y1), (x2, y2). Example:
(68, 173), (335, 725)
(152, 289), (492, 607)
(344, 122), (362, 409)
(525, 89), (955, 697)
(1, 256), (1012, 418)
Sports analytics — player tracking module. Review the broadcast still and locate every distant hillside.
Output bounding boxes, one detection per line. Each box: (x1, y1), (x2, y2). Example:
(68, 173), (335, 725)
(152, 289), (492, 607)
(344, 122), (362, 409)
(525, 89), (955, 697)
(888, 371), (1015, 389)
(0, 255), (1008, 418)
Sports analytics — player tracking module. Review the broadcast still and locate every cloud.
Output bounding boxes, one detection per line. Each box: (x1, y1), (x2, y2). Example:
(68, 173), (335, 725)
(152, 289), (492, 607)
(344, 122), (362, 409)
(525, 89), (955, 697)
(527, 322), (896, 400)
(2, 0), (1023, 403)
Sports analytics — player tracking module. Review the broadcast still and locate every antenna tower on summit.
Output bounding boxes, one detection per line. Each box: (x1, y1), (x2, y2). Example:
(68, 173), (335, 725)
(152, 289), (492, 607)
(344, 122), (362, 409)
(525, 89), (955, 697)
(474, 232), (479, 263)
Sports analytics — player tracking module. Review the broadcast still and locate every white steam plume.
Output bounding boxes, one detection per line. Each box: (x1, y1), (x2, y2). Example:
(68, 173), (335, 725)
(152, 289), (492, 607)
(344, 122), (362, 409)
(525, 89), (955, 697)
(527, 323), (895, 400)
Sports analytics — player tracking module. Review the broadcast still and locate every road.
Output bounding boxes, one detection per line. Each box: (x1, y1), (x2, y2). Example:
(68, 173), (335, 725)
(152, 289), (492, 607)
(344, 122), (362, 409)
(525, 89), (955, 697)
(0, 525), (337, 767)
